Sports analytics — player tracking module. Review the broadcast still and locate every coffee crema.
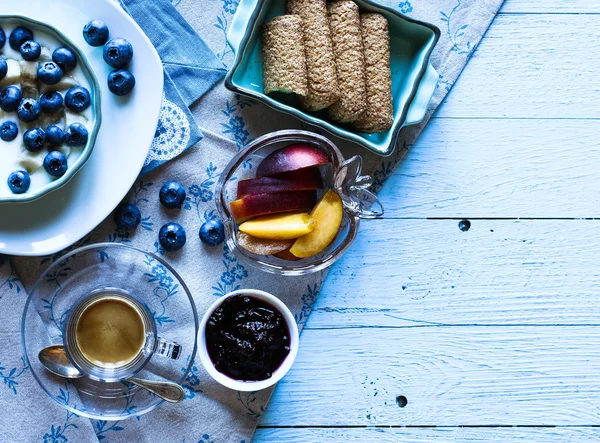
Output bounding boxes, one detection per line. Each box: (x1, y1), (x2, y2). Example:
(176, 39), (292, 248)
(75, 297), (145, 368)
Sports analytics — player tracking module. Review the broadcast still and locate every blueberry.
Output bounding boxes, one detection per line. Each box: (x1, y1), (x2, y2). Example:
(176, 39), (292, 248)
(39, 91), (63, 113)
(0, 121), (17, 141)
(65, 123), (88, 147)
(0, 57), (7, 81)
(65, 86), (91, 112)
(103, 37), (133, 69)
(9, 26), (33, 51)
(45, 125), (64, 148)
(199, 219), (225, 246)
(23, 128), (46, 152)
(20, 40), (41, 61)
(0, 86), (22, 112)
(114, 203), (141, 230)
(83, 20), (109, 47)
(52, 47), (77, 72)
(0, 28), (6, 50)
(17, 98), (41, 122)
(7, 170), (30, 194)
(159, 223), (186, 251)
(43, 150), (68, 177)
(107, 69), (135, 96)
(37, 61), (63, 85)
(159, 181), (186, 208)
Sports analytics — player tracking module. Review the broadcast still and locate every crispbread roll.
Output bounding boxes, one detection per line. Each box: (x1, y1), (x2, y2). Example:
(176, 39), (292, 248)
(354, 13), (393, 133)
(262, 15), (308, 96)
(327, 0), (367, 123)
(286, 0), (340, 111)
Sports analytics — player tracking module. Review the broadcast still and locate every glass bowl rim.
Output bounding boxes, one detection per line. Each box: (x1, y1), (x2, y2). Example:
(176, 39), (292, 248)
(215, 129), (361, 276)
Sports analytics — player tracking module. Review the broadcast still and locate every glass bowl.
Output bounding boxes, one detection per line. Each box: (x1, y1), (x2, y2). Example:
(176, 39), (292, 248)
(215, 129), (384, 276)
(21, 243), (198, 421)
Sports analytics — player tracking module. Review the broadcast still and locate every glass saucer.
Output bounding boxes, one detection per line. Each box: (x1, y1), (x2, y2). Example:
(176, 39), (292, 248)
(21, 243), (199, 421)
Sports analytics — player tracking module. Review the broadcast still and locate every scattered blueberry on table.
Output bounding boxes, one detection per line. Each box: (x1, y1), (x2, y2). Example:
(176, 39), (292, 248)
(23, 127), (46, 152)
(20, 40), (41, 61)
(9, 26), (33, 50)
(37, 61), (63, 85)
(199, 219), (225, 246)
(65, 122), (88, 147)
(159, 181), (186, 208)
(0, 86), (22, 112)
(0, 121), (17, 141)
(7, 170), (30, 194)
(39, 91), (63, 113)
(159, 223), (187, 251)
(52, 47), (77, 72)
(17, 98), (41, 122)
(43, 151), (68, 177)
(83, 20), (109, 47)
(103, 37), (133, 69)
(114, 203), (142, 230)
(45, 125), (65, 148)
(107, 69), (135, 96)
(0, 56), (7, 81)
(65, 86), (91, 112)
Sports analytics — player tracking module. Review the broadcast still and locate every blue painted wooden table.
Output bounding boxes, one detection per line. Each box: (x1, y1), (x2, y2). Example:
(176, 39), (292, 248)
(252, 1), (600, 441)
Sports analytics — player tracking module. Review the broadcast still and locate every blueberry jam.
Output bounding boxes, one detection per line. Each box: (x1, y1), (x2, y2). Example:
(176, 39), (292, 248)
(206, 295), (291, 381)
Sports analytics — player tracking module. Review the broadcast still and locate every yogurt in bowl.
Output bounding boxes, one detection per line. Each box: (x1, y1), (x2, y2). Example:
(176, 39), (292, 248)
(0, 16), (101, 203)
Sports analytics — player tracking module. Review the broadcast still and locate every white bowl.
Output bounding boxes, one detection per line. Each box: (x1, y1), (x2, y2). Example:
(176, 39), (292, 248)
(199, 289), (299, 392)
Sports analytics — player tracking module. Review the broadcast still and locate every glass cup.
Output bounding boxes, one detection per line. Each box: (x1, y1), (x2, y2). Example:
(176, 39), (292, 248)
(62, 288), (182, 383)
(215, 129), (384, 276)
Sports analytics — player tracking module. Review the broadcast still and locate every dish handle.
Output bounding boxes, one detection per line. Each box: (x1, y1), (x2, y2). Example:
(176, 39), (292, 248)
(227, 0), (260, 54)
(404, 62), (439, 127)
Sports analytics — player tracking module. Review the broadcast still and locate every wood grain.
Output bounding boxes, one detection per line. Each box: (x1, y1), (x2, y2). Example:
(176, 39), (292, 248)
(255, 427), (600, 442)
(261, 1), (600, 439)
(262, 327), (600, 426)
(308, 219), (600, 328)
(378, 118), (600, 218)
(437, 14), (600, 119)
(502, 0), (600, 13)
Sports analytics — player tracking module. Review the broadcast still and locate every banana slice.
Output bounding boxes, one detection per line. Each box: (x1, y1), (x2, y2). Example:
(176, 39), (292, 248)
(20, 61), (39, 98)
(40, 46), (52, 62)
(17, 149), (46, 173)
(40, 75), (79, 94)
(65, 109), (88, 127)
(0, 59), (21, 88)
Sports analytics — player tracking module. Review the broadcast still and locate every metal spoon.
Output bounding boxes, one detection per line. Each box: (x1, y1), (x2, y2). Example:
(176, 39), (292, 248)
(38, 345), (185, 404)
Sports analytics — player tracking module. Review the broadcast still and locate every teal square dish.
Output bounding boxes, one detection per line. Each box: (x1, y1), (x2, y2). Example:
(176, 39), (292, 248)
(225, 0), (440, 156)
(0, 15), (101, 204)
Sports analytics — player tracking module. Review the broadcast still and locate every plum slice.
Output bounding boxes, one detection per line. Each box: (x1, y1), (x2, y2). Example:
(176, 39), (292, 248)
(237, 168), (323, 198)
(230, 190), (317, 222)
(257, 144), (331, 177)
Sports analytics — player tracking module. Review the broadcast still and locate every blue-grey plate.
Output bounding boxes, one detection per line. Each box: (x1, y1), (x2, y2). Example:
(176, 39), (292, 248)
(225, 0), (439, 156)
(0, 15), (101, 204)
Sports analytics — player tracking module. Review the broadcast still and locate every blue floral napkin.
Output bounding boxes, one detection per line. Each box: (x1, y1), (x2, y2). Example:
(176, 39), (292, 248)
(120, 0), (227, 176)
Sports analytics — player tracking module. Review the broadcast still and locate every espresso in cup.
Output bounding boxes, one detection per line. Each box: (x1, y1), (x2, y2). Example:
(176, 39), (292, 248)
(75, 296), (146, 368)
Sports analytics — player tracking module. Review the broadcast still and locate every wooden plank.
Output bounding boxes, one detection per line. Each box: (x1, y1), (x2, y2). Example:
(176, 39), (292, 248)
(436, 14), (600, 119)
(376, 118), (600, 218)
(260, 326), (600, 426)
(308, 219), (600, 328)
(501, 0), (600, 14)
(255, 427), (600, 442)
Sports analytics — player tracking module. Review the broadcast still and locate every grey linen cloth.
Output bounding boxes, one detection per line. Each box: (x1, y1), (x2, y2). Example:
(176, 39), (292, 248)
(1, 0), (504, 441)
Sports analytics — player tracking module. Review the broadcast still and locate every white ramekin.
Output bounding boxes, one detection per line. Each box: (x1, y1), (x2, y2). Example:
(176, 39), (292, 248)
(198, 289), (299, 391)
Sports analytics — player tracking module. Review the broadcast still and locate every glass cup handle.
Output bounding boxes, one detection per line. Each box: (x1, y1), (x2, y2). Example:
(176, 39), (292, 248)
(334, 155), (384, 219)
(155, 338), (182, 360)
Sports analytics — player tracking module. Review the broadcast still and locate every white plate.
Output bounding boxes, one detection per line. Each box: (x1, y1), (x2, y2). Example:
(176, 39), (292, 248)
(0, 0), (163, 256)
